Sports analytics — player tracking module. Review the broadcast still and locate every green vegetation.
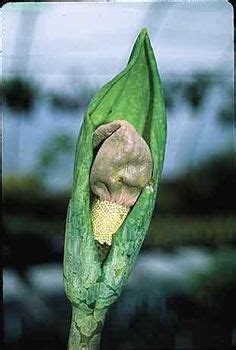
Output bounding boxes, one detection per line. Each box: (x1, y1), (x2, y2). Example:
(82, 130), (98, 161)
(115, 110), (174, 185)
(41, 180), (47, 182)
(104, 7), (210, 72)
(1, 76), (94, 113)
(3, 77), (38, 113)
(2, 70), (233, 128)
(146, 215), (236, 249)
(3, 151), (235, 249)
(37, 133), (75, 179)
(49, 93), (80, 111)
(5, 213), (236, 251)
(158, 152), (235, 215)
(3, 174), (44, 194)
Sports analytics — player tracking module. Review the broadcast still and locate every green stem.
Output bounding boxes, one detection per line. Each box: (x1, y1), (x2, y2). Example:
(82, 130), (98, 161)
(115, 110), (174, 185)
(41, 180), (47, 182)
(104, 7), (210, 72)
(68, 306), (105, 350)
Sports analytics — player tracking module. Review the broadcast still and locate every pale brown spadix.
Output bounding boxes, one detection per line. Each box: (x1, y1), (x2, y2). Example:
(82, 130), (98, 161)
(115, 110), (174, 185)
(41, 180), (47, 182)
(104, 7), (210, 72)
(90, 120), (153, 246)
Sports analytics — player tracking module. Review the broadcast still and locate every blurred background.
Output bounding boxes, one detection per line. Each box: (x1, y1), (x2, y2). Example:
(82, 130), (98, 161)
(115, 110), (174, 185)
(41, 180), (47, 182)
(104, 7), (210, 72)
(2, 1), (235, 349)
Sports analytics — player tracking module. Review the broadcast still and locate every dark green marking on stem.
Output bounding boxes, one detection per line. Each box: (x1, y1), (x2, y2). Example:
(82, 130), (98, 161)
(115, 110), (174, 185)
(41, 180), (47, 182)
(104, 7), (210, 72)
(68, 307), (105, 350)
(64, 28), (167, 349)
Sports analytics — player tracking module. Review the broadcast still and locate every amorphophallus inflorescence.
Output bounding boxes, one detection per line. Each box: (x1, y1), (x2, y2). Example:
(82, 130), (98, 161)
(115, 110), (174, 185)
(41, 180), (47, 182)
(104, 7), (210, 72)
(63, 28), (167, 349)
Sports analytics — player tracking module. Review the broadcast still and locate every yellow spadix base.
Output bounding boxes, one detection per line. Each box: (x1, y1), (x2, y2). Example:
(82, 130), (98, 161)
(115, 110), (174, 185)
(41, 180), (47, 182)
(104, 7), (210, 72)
(91, 199), (129, 246)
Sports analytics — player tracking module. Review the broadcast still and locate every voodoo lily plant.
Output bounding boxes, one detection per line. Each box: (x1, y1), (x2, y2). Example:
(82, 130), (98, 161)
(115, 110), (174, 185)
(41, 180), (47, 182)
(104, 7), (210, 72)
(63, 28), (167, 349)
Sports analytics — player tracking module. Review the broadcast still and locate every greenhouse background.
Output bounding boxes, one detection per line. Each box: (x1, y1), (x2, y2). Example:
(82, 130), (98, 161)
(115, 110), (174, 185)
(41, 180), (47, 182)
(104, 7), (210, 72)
(2, 2), (235, 349)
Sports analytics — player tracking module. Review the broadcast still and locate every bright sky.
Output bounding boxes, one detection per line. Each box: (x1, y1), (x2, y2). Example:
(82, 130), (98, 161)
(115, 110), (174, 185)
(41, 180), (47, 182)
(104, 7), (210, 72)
(2, 2), (234, 185)
(3, 2), (233, 87)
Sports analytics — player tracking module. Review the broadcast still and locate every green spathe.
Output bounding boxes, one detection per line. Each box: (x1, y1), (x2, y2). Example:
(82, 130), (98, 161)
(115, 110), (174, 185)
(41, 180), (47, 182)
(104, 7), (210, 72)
(64, 28), (167, 347)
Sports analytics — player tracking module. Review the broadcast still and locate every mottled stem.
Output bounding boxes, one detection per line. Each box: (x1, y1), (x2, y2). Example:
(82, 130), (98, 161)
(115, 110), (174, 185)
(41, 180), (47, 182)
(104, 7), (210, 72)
(68, 307), (105, 350)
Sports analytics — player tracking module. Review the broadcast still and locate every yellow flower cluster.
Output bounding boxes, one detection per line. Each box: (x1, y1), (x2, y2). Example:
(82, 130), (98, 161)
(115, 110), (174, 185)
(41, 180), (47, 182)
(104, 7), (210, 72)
(91, 199), (129, 245)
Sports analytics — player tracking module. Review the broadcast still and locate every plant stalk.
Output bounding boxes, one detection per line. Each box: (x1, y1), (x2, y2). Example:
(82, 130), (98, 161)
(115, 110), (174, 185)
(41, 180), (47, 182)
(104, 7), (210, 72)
(68, 306), (105, 350)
